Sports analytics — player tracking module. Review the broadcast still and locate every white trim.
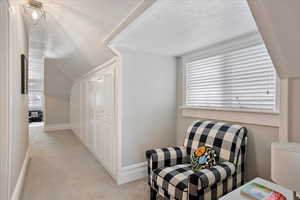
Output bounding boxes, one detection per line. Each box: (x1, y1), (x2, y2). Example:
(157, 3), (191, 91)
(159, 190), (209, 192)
(117, 162), (147, 185)
(104, 0), (156, 45)
(110, 48), (123, 186)
(10, 148), (30, 200)
(181, 106), (279, 115)
(181, 107), (280, 127)
(44, 123), (70, 132)
(74, 57), (118, 84)
(103, 46), (123, 183)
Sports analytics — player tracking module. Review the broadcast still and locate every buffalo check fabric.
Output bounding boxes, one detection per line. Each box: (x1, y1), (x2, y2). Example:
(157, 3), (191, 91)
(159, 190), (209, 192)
(146, 147), (188, 185)
(146, 120), (247, 200)
(184, 120), (247, 164)
(188, 161), (236, 198)
(152, 161), (235, 200)
(153, 164), (192, 199)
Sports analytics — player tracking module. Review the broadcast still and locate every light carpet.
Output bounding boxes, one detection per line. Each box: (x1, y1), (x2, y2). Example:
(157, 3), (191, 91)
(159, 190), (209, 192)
(21, 125), (154, 200)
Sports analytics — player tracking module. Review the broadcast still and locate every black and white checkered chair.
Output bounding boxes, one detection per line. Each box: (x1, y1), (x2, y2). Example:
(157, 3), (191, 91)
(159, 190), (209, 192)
(146, 120), (247, 200)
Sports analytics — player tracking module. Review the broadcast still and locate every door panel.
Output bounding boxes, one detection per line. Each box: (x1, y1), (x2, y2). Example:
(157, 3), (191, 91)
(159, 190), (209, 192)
(102, 122), (114, 171)
(88, 81), (96, 153)
(103, 69), (115, 119)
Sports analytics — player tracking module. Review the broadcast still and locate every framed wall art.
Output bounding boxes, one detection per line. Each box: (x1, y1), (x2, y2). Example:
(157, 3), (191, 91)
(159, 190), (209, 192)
(21, 54), (28, 94)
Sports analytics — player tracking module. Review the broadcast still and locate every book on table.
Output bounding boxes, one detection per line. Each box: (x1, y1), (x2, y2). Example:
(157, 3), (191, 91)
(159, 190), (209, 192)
(241, 182), (287, 200)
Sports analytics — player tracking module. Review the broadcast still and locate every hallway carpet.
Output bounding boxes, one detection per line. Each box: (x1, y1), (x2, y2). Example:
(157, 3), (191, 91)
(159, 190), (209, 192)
(21, 126), (151, 200)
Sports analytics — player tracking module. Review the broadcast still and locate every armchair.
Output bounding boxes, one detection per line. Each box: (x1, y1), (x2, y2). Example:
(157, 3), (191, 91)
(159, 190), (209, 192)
(146, 120), (247, 200)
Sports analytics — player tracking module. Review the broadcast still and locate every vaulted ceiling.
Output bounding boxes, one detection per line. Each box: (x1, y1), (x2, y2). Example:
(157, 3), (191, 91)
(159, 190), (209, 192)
(26, 0), (262, 82)
(26, 0), (148, 81)
(111, 0), (259, 56)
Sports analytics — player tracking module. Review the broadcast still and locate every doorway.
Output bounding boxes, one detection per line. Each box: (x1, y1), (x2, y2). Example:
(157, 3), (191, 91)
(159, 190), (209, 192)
(28, 25), (45, 132)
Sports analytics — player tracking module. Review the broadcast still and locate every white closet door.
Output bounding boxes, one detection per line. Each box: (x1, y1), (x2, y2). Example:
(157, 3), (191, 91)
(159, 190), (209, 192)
(88, 81), (97, 154)
(79, 82), (85, 142)
(83, 81), (89, 146)
(103, 69), (115, 118)
(102, 68), (115, 173)
(102, 122), (113, 171)
(95, 78), (104, 162)
(73, 62), (117, 178)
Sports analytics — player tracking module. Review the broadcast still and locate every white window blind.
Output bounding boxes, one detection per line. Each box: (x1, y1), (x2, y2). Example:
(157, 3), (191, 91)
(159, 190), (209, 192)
(185, 43), (277, 111)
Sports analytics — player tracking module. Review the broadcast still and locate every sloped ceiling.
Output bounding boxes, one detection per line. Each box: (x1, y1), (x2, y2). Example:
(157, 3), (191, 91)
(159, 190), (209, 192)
(26, 0), (146, 80)
(248, 0), (300, 79)
(111, 0), (259, 56)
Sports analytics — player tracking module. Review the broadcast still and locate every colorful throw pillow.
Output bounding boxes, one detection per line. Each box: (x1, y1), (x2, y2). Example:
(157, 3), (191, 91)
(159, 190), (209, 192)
(191, 146), (217, 171)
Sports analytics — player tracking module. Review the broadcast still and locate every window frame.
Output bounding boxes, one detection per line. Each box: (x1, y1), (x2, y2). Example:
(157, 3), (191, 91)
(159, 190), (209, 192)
(181, 33), (280, 114)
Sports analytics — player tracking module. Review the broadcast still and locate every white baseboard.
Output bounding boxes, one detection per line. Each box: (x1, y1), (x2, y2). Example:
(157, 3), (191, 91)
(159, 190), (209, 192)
(117, 162), (147, 185)
(44, 124), (70, 132)
(11, 148), (30, 200)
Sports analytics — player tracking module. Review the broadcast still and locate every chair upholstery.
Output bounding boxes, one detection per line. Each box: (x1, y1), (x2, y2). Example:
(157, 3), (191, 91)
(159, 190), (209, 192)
(146, 120), (247, 200)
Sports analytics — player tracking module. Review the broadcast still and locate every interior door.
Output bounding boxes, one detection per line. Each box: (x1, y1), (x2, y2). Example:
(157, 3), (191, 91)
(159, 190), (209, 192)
(79, 82), (85, 142)
(93, 67), (116, 175)
(81, 64), (116, 176)
(88, 80), (97, 153)
(102, 68), (115, 174)
(95, 78), (104, 162)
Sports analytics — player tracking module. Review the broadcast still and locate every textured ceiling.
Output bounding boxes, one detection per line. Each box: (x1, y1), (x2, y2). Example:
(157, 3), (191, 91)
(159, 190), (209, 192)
(26, 0), (143, 80)
(111, 0), (259, 56)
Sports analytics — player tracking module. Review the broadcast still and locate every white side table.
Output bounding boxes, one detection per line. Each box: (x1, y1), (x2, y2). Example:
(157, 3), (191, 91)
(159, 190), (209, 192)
(220, 177), (294, 199)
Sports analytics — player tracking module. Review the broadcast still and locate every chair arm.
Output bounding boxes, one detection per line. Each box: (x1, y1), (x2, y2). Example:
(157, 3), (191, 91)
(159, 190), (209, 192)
(146, 146), (188, 170)
(188, 161), (236, 197)
(146, 146), (188, 184)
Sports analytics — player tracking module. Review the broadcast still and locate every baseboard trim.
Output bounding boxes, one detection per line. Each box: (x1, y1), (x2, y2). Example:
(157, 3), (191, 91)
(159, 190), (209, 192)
(11, 148), (30, 200)
(117, 162), (147, 185)
(44, 124), (70, 132)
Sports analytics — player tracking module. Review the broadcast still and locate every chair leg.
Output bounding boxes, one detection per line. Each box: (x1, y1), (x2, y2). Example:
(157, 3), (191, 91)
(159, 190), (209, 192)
(150, 187), (157, 200)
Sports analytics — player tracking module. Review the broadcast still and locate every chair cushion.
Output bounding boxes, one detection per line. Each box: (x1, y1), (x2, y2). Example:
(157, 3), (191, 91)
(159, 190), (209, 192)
(189, 161), (236, 191)
(152, 162), (236, 199)
(153, 164), (192, 199)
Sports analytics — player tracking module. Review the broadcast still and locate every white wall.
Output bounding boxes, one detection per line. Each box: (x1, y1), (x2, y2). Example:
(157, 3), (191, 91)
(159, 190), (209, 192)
(7, 1), (29, 198)
(117, 47), (177, 166)
(247, 0), (300, 79)
(70, 48), (178, 171)
(0, 1), (10, 199)
(289, 79), (300, 142)
(44, 58), (73, 125)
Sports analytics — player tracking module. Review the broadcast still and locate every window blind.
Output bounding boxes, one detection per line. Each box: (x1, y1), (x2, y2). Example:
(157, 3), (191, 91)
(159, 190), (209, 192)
(185, 43), (277, 111)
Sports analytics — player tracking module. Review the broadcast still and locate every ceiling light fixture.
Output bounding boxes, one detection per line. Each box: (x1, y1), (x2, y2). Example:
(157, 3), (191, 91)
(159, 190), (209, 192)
(31, 10), (39, 20)
(23, 0), (46, 26)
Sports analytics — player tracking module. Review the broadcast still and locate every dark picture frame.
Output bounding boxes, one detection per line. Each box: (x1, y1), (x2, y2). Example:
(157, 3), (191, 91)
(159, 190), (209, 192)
(21, 54), (28, 94)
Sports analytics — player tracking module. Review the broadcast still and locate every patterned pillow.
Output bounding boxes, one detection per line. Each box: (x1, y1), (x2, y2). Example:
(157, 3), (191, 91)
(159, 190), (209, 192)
(191, 146), (217, 171)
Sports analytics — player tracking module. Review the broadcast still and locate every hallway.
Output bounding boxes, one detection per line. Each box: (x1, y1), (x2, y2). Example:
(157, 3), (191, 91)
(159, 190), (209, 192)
(21, 126), (149, 200)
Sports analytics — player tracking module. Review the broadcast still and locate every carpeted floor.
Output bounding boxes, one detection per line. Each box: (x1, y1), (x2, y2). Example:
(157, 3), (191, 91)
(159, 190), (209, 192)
(21, 125), (153, 200)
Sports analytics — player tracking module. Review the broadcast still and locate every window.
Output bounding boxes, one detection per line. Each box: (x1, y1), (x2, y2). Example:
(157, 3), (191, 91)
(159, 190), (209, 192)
(185, 43), (277, 112)
(28, 91), (43, 110)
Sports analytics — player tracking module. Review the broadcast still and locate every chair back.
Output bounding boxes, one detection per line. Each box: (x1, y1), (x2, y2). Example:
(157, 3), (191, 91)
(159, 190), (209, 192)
(184, 120), (247, 164)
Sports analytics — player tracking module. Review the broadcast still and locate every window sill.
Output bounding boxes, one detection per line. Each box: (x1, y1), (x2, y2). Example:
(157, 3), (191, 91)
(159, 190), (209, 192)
(180, 106), (280, 127)
(180, 106), (279, 115)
